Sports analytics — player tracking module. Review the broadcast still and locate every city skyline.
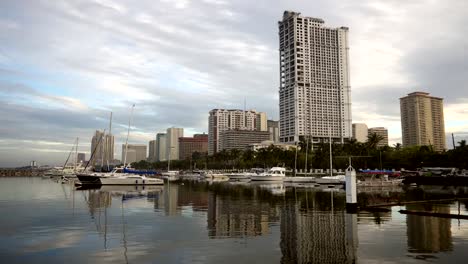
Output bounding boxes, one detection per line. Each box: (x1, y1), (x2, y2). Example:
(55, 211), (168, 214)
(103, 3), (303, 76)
(1, 1), (468, 166)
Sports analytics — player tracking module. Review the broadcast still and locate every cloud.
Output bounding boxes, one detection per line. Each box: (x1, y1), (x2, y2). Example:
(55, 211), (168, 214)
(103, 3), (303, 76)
(0, 0), (467, 166)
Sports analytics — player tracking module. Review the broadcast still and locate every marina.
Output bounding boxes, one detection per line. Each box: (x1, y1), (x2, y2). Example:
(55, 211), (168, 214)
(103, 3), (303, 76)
(1, 176), (468, 263)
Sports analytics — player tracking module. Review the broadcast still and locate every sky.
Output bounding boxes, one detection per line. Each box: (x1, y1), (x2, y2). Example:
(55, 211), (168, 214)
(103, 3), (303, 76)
(1, 0), (468, 167)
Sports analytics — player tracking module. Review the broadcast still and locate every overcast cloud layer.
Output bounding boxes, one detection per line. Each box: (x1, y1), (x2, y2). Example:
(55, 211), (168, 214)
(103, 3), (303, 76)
(1, 0), (468, 167)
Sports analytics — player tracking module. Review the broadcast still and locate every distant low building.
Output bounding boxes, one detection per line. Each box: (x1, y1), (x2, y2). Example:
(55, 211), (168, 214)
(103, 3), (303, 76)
(268, 120), (280, 143)
(77, 153), (86, 163)
(248, 140), (298, 151)
(220, 130), (271, 152)
(179, 134), (208, 160)
(122, 144), (147, 165)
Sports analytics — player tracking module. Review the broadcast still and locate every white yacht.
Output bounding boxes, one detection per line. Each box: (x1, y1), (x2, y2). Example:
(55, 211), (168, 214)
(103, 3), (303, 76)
(76, 166), (163, 185)
(251, 167), (286, 181)
(203, 171), (229, 181)
(161, 171), (180, 182)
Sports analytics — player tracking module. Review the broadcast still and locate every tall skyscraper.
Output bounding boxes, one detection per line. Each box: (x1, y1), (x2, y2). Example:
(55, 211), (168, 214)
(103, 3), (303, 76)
(208, 109), (267, 155)
(166, 127), (184, 160)
(122, 144), (147, 165)
(156, 133), (167, 162)
(90, 130), (114, 166)
(368, 127), (389, 147)
(148, 139), (157, 162)
(278, 11), (351, 143)
(400, 92), (446, 152)
(352, 123), (368, 143)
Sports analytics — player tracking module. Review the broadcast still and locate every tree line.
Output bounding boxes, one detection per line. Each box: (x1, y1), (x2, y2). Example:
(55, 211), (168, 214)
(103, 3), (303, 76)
(132, 134), (468, 171)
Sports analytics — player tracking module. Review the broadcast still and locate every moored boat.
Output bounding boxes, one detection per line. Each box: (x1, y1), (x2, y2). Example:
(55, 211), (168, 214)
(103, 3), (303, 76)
(316, 175), (345, 185)
(251, 167), (286, 181)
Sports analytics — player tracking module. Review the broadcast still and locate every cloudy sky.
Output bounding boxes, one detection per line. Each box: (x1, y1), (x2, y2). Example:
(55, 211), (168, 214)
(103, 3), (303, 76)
(1, 0), (467, 167)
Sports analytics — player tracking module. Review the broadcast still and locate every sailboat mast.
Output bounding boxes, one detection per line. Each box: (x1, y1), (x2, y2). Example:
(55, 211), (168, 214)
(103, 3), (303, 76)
(107, 112), (113, 171)
(123, 105), (135, 167)
(75, 137), (79, 171)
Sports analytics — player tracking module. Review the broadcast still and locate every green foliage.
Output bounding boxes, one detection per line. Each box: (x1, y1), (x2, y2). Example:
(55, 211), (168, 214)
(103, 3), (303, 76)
(131, 142), (468, 171)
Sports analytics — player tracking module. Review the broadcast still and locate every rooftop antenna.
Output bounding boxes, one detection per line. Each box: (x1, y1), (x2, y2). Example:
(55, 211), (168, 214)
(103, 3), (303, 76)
(106, 112), (113, 171)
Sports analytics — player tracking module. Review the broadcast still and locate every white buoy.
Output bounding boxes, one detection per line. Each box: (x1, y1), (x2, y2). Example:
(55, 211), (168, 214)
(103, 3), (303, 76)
(345, 164), (357, 212)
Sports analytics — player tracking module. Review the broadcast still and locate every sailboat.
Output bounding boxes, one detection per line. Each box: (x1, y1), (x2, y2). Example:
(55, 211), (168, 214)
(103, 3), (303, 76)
(76, 107), (163, 186)
(316, 130), (345, 185)
(61, 138), (86, 178)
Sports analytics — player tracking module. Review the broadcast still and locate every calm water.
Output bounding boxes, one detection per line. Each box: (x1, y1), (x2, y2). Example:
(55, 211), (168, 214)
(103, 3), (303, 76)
(1, 177), (468, 263)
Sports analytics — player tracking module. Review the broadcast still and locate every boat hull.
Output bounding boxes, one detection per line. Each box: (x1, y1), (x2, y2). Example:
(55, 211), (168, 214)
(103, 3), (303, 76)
(251, 176), (284, 181)
(284, 177), (316, 183)
(76, 175), (164, 185)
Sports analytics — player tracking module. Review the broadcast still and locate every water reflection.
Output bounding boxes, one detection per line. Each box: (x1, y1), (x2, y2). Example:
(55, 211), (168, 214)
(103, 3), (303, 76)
(406, 203), (453, 254)
(2, 178), (468, 263)
(280, 196), (357, 263)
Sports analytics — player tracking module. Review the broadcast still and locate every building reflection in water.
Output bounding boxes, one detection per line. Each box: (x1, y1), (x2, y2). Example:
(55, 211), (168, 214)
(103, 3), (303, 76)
(280, 190), (358, 264)
(406, 204), (453, 253)
(207, 192), (280, 238)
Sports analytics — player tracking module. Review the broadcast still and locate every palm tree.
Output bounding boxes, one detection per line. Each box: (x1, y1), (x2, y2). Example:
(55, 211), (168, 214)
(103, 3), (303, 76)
(393, 143), (402, 151)
(458, 140), (467, 148)
(366, 133), (384, 150)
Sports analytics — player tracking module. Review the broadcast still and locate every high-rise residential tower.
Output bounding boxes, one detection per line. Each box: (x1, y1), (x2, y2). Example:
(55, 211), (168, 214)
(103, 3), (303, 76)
(148, 139), (157, 162)
(400, 92), (445, 152)
(278, 11), (351, 143)
(166, 127), (184, 160)
(156, 133), (167, 162)
(208, 109), (267, 155)
(90, 130), (114, 166)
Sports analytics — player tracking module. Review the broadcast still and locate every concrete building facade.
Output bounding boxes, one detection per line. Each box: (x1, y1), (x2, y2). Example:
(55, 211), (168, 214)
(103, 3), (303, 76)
(268, 120), (280, 143)
(278, 11), (352, 144)
(368, 127), (389, 147)
(166, 127), (184, 160)
(219, 130), (271, 152)
(156, 133), (167, 162)
(400, 92), (446, 152)
(122, 144), (147, 165)
(178, 134), (208, 160)
(208, 109), (267, 155)
(148, 139), (157, 162)
(352, 123), (368, 143)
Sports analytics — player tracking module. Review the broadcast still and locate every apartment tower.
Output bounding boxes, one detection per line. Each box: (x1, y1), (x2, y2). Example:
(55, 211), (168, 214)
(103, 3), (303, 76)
(278, 11), (351, 143)
(400, 92), (445, 152)
(166, 127), (184, 160)
(90, 130), (114, 166)
(156, 133), (167, 162)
